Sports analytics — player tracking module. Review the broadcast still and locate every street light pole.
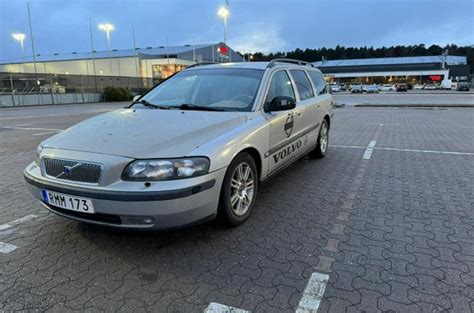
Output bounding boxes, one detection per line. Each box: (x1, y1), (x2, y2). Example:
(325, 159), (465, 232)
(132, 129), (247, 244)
(26, 1), (41, 105)
(217, 4), (230, 62)
(26, 1), (38, 82)
(89, 17), (98, 91)
(98, 23), (114, 75)
(12, 33), (26, 72)
(132, 28), (140, 90)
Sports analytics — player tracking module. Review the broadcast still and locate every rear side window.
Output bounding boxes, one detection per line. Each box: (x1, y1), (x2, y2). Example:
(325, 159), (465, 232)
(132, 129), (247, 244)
(308, 71), (327, 95)
(290, 70), (314, 100)
(265, 71), (296, 103)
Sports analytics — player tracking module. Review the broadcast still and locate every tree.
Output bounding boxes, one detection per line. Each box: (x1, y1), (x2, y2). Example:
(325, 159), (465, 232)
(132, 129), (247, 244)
(242, 44), (472, 73)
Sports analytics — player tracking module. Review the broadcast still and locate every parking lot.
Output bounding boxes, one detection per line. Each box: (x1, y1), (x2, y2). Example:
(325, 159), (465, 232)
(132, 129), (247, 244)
(333, 91), (474, 106)
(1, 102), (473, 312)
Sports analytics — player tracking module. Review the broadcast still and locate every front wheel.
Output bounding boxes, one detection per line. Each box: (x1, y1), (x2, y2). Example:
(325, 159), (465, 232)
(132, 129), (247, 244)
(219, 152), (258, 226)
(309, 119), (329, 158)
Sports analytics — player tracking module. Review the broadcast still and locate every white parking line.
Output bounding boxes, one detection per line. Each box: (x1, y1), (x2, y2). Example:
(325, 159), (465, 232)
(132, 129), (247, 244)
(0, 214), (38, 231)
(4, 123), (32, 127)
(204, 302), (250, 313)
(362, 140), (377, 160)
(0, 109), (112, 121)
(365, 123), (400, 126)
(32, 130), (63, 136)
(380, 147), (474, 155)
(330, 144), (474, 156)
(2, 126), (63, 132)
(296, 272), (330, 313)
(0, 242), (17, 254)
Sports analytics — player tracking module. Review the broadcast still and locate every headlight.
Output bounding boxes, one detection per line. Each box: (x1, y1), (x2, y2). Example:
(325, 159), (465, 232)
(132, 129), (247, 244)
(122, 157), (210, 181)
(35, 144), (44, 166)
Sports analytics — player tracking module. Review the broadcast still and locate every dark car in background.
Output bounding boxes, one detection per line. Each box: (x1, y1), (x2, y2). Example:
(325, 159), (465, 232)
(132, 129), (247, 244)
(396, 83), (408, 92)
(456, 82), (471, 91)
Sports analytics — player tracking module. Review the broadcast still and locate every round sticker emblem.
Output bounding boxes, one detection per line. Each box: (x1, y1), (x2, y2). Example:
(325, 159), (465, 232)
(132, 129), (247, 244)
(284, 114), (294, 138)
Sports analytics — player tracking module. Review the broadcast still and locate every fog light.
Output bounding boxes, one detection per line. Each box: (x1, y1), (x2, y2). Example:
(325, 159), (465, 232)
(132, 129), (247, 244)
(126, 216), (155, 225)
(143, 218), (154, 224)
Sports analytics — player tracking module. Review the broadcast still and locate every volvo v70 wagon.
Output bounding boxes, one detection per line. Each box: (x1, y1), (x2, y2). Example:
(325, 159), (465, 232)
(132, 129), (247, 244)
(24, 59), (333, 229)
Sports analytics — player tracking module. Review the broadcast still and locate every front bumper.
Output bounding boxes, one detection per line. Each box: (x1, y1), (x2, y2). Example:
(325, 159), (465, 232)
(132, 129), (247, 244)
(24, 162), (227, 230)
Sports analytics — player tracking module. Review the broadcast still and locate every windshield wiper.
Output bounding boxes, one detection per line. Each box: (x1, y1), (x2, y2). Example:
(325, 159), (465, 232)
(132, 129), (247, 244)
(178, 103), (224, 112)
(136, 99), (170, 110)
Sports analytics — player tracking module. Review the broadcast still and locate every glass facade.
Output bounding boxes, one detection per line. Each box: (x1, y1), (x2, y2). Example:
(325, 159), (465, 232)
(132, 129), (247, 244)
(152, 64), (187, 80)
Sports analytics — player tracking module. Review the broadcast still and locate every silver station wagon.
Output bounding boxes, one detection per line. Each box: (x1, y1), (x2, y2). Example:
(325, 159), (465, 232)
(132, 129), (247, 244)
(24, 59), (333, 230)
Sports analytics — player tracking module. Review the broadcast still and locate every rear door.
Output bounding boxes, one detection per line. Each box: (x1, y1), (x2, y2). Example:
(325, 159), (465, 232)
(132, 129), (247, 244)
(289, 69), (319, 136)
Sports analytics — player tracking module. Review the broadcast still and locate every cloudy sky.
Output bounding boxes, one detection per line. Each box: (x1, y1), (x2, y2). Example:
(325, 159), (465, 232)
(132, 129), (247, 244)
(0, 0), (472, 61)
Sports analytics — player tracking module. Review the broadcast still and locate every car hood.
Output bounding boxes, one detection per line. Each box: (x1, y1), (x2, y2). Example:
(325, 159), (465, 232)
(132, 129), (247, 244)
(43, 108), (248, 158)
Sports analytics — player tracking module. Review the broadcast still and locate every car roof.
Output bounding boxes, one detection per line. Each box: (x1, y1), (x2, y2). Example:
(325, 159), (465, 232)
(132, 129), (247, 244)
(185, 61), (321, 72)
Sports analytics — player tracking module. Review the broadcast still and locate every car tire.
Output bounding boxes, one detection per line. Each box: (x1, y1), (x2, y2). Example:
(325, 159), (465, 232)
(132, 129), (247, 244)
(218, 152), (258, 227)
(310, 119), (329, 159)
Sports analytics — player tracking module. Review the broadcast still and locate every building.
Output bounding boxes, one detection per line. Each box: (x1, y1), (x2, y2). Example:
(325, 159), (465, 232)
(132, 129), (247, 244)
(312, 55), (470, 84)
(0, 43), (244, 79)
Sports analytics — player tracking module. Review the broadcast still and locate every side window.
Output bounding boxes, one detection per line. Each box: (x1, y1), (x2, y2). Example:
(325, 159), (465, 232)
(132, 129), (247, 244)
(290, 70), (315, 100)
(308, 71), (327, 95)
(265, 71), (296, 103)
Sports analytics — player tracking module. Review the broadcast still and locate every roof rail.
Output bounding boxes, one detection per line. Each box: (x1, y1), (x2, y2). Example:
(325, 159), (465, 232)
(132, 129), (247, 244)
(185, 62), (216, 69)
(267, 58), (314, 68)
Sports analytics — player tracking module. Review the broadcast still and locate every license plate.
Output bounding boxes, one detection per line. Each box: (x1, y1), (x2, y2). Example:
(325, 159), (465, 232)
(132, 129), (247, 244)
(42, 190), (95, 214)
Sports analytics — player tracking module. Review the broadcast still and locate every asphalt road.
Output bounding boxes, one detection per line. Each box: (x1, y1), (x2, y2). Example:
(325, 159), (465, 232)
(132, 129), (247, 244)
(1, 103), (473, 312)
(333, 91), (474, 106)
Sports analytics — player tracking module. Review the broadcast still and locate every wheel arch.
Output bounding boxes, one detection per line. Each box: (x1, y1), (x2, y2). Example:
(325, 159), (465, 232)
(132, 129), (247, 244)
(324, 114), (331, 129)
(235, 147), (263, 181)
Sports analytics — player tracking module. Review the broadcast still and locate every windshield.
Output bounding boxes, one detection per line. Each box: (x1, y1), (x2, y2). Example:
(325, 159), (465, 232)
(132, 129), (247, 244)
(135, 68), (264, 111)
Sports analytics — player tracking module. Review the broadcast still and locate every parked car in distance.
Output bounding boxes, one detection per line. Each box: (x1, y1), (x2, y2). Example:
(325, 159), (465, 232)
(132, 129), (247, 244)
(330, 84), (341, 92)
(23, 59), (333, 230)
(413, 84), (424, 90)
(396, 83), (408, 92)
(440, 79), (452, 90)
(366, 85), (379, 93)
(424, 84), (438, 90)
(362, 85), (368, 93)
(456, 82), (471, 91)
(351, 85), (363, 93)
(380, 84), (396, 91)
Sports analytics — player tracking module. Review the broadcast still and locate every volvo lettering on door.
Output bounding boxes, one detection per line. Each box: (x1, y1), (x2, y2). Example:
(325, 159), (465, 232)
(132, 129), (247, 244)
(272, 138), (307, 164)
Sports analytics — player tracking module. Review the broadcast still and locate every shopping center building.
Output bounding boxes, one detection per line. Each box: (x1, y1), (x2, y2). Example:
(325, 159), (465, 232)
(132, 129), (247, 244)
(312, 55), (470, 84)
(0, 43), (244, 80)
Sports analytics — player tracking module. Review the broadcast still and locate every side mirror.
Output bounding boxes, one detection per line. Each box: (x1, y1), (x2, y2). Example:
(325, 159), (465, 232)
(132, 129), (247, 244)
(264, 96), (296, 112)
(132, 95), (141, 102)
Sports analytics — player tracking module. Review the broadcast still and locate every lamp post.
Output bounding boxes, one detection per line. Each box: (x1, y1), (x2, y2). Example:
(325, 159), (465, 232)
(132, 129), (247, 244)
(98, 23), (114, 75)
(12, 33), (26, 72)
(217, 5), (229, 60)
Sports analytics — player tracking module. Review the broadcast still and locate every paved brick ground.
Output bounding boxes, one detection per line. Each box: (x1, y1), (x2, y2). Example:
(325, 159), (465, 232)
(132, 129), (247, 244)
(1, 104), (473, 312)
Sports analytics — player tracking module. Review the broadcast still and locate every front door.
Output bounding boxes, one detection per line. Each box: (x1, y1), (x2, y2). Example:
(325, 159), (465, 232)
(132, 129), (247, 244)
(265, 70), (307, 173)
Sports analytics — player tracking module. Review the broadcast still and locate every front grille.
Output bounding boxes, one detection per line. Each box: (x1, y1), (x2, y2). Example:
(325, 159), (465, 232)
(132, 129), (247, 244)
(43, 158), (102, 184)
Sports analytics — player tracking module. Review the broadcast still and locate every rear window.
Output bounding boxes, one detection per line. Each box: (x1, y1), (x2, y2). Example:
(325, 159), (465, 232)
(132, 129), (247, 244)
(308, 71), (327, 95)
(289, 70), (314, 100)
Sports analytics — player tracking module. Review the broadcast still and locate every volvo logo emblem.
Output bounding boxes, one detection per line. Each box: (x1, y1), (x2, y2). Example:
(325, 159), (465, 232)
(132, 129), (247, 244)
(57, 163), (82, 178)
(284, 114), (294, 138)
(63, 166), (73, 176)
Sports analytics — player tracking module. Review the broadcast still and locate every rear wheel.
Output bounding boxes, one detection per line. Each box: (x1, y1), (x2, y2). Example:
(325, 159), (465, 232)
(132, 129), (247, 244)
(219, 152), (258, 226)
(310, 119), (329, 158)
